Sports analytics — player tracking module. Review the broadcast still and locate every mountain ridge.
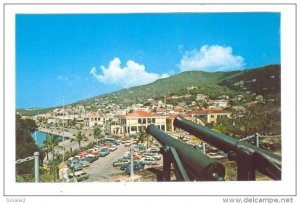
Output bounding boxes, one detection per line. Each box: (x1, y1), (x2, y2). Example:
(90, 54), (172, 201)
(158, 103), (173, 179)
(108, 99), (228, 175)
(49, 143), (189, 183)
(17, 64), (280, 115)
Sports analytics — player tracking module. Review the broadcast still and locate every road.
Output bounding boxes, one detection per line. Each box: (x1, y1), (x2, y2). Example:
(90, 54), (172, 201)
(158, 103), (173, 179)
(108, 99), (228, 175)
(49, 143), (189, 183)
(83, 144), (130, 182)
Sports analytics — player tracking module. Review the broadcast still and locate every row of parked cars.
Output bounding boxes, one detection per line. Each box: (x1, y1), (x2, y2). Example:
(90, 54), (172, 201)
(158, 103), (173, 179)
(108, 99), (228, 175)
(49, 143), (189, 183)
(113, 142), (162, 174)
(66, 139), (121, 182)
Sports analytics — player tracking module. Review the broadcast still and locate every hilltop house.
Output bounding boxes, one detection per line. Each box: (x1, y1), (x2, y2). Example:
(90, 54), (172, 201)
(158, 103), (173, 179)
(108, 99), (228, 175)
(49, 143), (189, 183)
(196, 94), (208, 101)
(208, 99), (229, 109)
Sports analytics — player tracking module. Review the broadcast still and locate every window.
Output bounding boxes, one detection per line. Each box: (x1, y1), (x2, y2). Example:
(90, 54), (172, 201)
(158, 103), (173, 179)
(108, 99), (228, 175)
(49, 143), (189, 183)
(121, 119), (126, 125)
(152, 118), (156, 123)
(131, 126), (137, 131)
(138, 119), (142, 124)
(147, 118), (151, 123)
(217, 115), (227, 119)
(143, 119), (146, 124)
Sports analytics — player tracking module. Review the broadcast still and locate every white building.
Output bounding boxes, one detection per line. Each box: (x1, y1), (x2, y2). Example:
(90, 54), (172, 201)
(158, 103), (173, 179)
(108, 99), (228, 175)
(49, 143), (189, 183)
(120, 111), (167, 135)
(196, 94), (208, 101)
(84, 113), (107, 127)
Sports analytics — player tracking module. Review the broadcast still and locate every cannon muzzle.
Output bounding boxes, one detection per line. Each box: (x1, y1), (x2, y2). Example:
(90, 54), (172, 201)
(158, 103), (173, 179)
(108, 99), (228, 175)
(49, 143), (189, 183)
(147, 124), (225, 181)
(174, 116), (281, 180)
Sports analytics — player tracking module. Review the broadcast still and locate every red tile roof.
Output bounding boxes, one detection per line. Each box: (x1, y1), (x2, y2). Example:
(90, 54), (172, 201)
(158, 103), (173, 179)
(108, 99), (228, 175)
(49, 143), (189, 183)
(122, 111), (160, 118)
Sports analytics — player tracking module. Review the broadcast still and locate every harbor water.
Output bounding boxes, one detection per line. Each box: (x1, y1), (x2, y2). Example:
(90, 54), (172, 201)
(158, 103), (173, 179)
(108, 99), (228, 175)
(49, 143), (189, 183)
(32, 131), (69, 146)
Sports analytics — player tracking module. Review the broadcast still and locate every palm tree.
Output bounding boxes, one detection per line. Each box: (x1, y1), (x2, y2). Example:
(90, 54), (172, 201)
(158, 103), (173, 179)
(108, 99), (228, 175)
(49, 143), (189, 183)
(137, 130), (149, 148)
(72, 131), (87, 149)
(43, 133), (59, 182)
(93, 127), (102, 144)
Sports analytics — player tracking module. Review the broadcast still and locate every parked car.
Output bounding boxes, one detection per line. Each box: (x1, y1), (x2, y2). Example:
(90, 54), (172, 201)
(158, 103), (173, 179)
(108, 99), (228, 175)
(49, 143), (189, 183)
(124, 142), (132, 147)
(70, 161), (83, 171)
(120, 161), (143, 170)
(85, 154), (99, 163)
(123, 151), (130, 157)
(112, 158), (130, 167)
(68, 170), (89, 182)
(124, 163), (144, 173)
(148, 153), (161, 160)
(140, 157), (157, 165)
(97, 149), (110, 157)
(136, 144), (146, 151)
(108, 146), (118, 152)
(67, 157), (76, 167)
(79, 151), (88, 157)
(67, 157), (80, 167)
(79, 159), (91, 168)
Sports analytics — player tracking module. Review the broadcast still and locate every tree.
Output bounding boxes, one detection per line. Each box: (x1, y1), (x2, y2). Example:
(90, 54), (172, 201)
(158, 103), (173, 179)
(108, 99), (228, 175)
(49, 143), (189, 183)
(43, 133), (60, 182)
(214, 104), (281, 139)
(136, 130), (150, 148)
(72, 131), (87, 149)
(213, 117), (243, 139)
(93, 127), (102, 142)
(16, 114), (45, 181)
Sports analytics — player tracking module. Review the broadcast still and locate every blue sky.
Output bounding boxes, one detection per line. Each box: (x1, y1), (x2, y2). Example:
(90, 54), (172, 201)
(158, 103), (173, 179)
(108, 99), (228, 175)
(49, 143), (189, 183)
(16, 13), (280, 108)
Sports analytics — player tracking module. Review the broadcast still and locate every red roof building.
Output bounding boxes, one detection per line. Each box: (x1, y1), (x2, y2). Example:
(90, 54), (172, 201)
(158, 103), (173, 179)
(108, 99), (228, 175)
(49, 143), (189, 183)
(120, 111), (167, 135)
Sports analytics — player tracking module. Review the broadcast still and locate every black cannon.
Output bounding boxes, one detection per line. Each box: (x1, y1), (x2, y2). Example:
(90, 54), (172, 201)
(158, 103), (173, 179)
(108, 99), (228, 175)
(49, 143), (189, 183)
(146, 124), (225, 181)
(174, 116), (281, 181)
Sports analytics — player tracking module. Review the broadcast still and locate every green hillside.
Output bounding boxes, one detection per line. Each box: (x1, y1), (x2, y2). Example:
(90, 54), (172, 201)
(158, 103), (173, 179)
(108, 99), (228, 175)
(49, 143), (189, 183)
(219, 64), (280, 97)
(18, 64), (281, 115)
(75, 70), (240, 107)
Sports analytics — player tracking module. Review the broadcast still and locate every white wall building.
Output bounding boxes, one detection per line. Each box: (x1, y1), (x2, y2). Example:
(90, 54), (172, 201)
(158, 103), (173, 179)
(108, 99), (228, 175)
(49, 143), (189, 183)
(120, 111), (167, 135)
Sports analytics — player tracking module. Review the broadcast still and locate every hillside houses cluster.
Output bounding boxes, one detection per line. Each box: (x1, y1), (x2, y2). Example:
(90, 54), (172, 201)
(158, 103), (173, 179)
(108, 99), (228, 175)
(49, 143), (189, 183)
(28, 91), (243, 137)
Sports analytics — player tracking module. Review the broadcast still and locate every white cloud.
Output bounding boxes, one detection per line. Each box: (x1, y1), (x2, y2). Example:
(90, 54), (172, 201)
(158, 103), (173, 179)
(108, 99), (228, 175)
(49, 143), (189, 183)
(161, 73), (170, 78)
(90, 57), (168, 88)
(178, 45), (245, 72)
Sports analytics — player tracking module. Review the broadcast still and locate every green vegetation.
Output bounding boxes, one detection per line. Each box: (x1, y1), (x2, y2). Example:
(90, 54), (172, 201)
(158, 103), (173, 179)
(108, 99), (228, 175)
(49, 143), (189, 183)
(43, 133), (61, 182)
(219, 64), (280, 99)
(71, 131), (88, 149)
(213, 103), (281, 139)
(16, 114), (45, 182)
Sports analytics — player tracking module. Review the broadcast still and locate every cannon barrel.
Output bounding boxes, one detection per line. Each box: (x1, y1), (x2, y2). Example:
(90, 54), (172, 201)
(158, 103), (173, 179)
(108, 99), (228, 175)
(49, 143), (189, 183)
(146, 124), (225, 181)
(173, 116), (281, 180)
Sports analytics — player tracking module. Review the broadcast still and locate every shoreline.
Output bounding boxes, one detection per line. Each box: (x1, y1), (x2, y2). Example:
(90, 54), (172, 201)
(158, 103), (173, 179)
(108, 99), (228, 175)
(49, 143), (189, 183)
(38, 127), (75, 139)
(37, 127), (95, 155)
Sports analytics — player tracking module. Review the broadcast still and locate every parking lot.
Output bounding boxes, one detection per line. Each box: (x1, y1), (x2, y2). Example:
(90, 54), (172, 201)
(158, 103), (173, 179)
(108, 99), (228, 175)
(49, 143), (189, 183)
(83, 144), (131, 182)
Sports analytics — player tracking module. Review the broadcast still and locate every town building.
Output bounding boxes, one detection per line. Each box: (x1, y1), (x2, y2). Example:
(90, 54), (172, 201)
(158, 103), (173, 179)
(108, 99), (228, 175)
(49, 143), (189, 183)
(84, 113), (107, 127)
(120, 111), (167, 135)
(166, 114), (194, 132)
(193, 109), (231, 124)
(196, 94), (208, 101)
